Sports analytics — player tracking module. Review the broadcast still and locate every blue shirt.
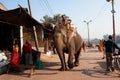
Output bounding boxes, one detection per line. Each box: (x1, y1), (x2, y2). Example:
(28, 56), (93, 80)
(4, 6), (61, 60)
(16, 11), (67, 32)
(105, 39), (120, 53)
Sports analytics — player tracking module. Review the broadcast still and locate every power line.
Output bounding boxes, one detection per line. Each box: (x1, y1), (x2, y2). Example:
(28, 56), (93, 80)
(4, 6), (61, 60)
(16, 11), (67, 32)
(44, 0), (54, 15)
(37, 0), (48, 15)
(38, 0), (54, 16)
(93, 3), (109, 21)
(42, 0), (53, 16)
(37, 0), (51, 16)
(41, 0), (51, 16)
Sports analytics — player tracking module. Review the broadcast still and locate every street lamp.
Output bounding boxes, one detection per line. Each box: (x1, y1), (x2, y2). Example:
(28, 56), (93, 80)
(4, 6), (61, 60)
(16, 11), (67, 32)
(84, 20), (92, 46)
(106, 0), (116, 41)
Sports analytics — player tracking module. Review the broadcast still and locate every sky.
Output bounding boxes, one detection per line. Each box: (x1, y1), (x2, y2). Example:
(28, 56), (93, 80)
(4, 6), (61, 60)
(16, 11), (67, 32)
(1, 0), (120, 40)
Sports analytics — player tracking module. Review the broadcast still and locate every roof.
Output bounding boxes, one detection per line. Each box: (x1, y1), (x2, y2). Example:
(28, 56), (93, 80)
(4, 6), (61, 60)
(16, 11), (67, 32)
(0, 3), (7, 11)
(0, 6), (43, 27)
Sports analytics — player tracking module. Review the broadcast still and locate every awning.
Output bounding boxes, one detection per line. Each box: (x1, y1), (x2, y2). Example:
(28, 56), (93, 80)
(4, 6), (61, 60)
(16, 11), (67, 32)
(0, 2), (7, 11)
(0, 7), (43, 27)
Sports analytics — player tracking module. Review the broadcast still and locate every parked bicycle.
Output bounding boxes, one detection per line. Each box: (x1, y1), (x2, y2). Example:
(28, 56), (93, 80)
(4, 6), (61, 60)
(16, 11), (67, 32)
(113, 51), (120, 70)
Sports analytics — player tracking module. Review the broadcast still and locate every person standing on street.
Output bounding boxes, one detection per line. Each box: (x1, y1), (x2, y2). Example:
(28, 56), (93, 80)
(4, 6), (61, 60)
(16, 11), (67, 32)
(104, 35), (120, 72)
(22, 40), (33, 65)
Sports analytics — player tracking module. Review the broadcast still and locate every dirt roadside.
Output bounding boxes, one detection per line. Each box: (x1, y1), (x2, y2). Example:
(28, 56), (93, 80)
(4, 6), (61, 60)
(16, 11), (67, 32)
(0, 48), (120, 80)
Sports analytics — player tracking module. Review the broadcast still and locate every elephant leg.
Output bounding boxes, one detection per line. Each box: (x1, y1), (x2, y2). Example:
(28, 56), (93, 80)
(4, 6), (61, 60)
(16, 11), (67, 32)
(59, 55), (68, 71)
(74, 47), (81, 66)
(53, 47), (57, 54)
(68, 45), (75, 69)
(57, 49), (68, 71)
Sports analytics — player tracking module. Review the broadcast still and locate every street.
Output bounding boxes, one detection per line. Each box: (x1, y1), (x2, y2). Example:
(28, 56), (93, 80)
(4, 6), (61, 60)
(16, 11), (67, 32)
(0, 48), (120, 80)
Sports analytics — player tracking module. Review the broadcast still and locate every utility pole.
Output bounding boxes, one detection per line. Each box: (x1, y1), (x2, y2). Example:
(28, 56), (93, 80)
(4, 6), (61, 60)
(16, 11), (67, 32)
(27, 0), (40, 58)
(27, 0), (32, 15)
(84, 20), (92, 46)
(106, 0), (116, 41)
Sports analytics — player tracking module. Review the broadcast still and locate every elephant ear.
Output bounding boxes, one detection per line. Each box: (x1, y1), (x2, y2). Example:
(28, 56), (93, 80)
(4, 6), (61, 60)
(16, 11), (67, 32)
(54, 24), (76, 44)
(54, 24), (67, 37)
(60, 29), (67, 37)
(67, 31), (75, 43)
(67, 28), (78, 43)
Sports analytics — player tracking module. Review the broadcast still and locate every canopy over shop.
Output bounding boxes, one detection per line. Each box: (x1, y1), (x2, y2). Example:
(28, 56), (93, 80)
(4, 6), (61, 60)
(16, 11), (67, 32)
(0, 3), (43, 55)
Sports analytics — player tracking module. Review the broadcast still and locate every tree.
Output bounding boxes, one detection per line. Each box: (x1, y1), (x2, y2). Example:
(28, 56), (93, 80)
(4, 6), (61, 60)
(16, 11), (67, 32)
(103, 34), (109, 41)
(41, 14), (69, 25)
(40, 15), (54, 24)
(106, 0), (111, 2)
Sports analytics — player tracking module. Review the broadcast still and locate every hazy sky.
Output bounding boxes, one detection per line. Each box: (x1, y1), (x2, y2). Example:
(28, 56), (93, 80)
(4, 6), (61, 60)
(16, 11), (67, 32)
(1, 0), (120, 39)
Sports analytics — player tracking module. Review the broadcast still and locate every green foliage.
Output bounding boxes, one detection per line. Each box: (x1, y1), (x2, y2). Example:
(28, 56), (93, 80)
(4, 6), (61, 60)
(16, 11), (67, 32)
(40, 15), (54, 24)
(106, 0), (111, 2)
(40, 14), (69, 25)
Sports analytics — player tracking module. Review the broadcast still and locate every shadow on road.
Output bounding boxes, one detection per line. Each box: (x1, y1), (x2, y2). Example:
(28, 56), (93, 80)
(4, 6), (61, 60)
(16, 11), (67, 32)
(80, 67), (120, 78)
(71, 61), (120, 78)
(42, 62), (61, 71)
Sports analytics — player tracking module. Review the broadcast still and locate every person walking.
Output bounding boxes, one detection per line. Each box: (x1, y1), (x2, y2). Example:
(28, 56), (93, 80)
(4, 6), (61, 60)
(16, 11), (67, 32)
(22, 40), (33, 65)
(104, 35), (120, 72)
(82, 41), (86, 52)
(98, 40), (103, 52)
(102, 40), (106, 59)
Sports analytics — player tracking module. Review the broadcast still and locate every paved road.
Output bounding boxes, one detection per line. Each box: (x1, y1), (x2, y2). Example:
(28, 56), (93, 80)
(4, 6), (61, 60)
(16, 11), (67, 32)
(0, 48), (120, 80)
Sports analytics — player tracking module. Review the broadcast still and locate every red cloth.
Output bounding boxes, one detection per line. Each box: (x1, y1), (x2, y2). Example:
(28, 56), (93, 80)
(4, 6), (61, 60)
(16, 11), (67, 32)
(22, 42), (32, 53)
(10, 50), (20, 65)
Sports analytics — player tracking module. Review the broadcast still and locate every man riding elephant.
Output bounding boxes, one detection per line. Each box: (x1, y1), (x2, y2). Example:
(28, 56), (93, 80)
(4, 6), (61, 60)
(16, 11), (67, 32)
(54, 16), (83, 71)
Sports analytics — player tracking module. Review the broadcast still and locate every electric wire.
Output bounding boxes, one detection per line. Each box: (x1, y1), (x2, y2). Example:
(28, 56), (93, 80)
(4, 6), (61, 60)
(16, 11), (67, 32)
(93, 3), (109, 21)
(37, 0), (48, 16)
(42, 0), (53, 16)
(41, 0), (51, 16)
(44, 0), (54, 15)
(37, 0), (50, 16)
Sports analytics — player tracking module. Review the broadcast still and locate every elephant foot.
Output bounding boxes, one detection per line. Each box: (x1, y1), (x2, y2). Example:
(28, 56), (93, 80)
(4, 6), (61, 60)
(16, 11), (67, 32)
(68, 63), (74, 69)
(74, 62), (79, 67)
(59, 67), (68, 71)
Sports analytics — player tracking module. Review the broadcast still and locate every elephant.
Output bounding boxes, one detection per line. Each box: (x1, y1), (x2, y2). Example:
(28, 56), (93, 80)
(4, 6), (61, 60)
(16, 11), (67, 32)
(54, 24), (83, 71)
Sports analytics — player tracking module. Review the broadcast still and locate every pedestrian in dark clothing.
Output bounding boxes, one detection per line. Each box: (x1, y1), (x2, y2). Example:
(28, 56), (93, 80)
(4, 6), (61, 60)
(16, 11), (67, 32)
(22, 40), (33, 65)
(104, 35), (120, 72)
